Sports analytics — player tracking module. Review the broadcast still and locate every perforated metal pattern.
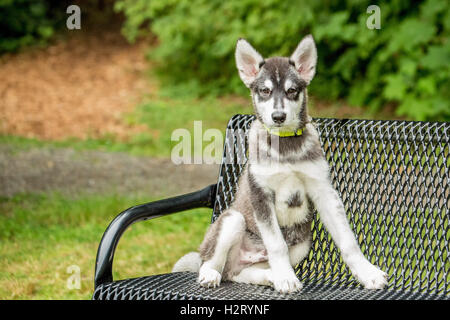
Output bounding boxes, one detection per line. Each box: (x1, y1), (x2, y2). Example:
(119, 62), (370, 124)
(92, 272), (447, 300)
(93, 272), (301, 300)
(212, 115), (449, 297)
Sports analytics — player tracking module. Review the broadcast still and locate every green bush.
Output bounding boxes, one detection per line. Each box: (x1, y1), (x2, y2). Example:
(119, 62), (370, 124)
(115, 0), (449, 121)
(0, 0), (69, 53)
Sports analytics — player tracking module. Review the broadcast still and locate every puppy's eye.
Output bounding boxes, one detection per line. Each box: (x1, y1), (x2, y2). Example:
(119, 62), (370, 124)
(260, 88), (271, 95)
(286, 88), (297, 95)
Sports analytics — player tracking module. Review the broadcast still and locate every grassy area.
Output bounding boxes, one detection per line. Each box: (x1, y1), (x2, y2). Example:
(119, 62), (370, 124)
(0, 192), (211, 299)
(123, 94), (254, 157)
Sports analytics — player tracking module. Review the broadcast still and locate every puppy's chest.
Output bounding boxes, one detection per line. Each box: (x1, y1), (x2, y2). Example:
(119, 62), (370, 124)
(252, 164), (310, 226)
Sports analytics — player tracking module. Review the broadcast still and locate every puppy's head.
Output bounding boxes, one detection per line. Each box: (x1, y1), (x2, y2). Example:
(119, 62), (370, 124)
(235, 35), (317, 131)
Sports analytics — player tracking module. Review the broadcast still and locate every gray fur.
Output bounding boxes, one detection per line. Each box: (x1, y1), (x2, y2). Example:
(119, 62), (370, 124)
(247, 165), (275, 222)
(281, 222), (312, 247)
(199, 210), (230, 261)
(229, 169), (259, 234)
(287, 191), (302, 208)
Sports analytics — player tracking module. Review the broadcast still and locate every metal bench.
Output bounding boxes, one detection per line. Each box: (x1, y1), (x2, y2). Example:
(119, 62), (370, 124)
(93, 115), (449, 300)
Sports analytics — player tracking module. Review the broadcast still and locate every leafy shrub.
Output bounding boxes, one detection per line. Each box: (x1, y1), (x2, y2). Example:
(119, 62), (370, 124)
(115, 0), (449, 121)
(0, 0), (69, 53)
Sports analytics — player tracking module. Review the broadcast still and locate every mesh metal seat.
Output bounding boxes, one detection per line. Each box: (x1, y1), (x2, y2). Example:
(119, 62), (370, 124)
(93, 115), (449, 300)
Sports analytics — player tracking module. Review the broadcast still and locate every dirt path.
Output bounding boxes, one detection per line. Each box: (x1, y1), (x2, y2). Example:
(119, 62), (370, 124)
(0, 144), (219, 198)
(0, 24), (152, 141)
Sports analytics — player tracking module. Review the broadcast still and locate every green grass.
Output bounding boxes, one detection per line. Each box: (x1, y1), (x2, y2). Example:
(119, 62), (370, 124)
(0, 134), (141, 155)
(0, 192), (211, 299)
(124, 95), (253, 157)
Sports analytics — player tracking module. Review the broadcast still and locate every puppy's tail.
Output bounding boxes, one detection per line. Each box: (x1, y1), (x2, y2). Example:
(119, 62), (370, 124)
(172, 252), (202, 273)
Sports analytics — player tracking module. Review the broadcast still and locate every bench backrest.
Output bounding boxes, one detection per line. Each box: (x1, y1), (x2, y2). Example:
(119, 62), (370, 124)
(212, 114), (449, 297)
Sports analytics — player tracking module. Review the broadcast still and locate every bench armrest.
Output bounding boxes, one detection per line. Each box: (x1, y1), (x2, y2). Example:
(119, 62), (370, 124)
(94, 184), (216, 288)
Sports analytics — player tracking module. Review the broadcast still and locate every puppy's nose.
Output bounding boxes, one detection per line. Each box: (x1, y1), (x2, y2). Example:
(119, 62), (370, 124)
(271, 111), (286, 124)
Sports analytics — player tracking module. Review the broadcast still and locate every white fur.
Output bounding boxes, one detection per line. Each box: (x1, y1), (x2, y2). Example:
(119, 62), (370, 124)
(257, 217), (303, 293)
(232, 238), (311, 288)
(236, 175), (303, 294)
(289, 240), (311, 266)
(282, 91), (303, 130)
(255, 95), (276, 127)
(284, 79), (293, 91)
(264, 79), (273, 90)
(250, 163), (309, 226)
(249, 121), (319, 164)
(232, 263), (273, 286)
(172, 252), (202, 273)
(198, 264), (222, 288)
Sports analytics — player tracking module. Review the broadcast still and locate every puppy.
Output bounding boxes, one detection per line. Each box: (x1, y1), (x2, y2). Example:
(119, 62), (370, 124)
(173, 35), (388, 293)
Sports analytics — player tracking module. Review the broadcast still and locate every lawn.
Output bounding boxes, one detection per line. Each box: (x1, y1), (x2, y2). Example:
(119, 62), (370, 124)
(0, 192), (211, 299)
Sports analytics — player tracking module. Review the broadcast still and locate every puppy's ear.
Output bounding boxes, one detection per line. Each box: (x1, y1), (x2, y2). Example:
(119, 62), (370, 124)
(235, 38), (264, 88)
(290, 35), (317, 84)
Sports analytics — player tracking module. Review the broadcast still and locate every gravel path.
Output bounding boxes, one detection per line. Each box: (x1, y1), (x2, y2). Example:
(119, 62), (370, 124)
(0, 23), (151, 141)
(0, 145), (219, 198)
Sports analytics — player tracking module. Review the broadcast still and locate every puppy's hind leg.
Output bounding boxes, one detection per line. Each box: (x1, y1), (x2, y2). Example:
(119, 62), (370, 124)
(198, 209), (245, 288)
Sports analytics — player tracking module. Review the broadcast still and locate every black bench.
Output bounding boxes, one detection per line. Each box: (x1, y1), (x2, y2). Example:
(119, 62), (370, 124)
(93, 115), (449, 300)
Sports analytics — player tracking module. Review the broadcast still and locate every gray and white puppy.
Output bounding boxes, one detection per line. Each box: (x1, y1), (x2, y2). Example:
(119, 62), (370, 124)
(173, 35), (388, 293)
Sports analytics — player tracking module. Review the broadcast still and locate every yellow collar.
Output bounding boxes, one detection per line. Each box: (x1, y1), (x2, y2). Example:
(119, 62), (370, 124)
(263, 124), (303, 137)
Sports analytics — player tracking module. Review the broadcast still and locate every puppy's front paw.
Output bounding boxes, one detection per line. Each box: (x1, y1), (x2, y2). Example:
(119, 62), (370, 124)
(271, 271), (303, 294)
(353, 263), (388, 289)
(198, 265), (221, 288)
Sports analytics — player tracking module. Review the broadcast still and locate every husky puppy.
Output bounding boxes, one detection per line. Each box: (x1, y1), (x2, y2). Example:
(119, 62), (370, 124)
(173, 35), (388, 293)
